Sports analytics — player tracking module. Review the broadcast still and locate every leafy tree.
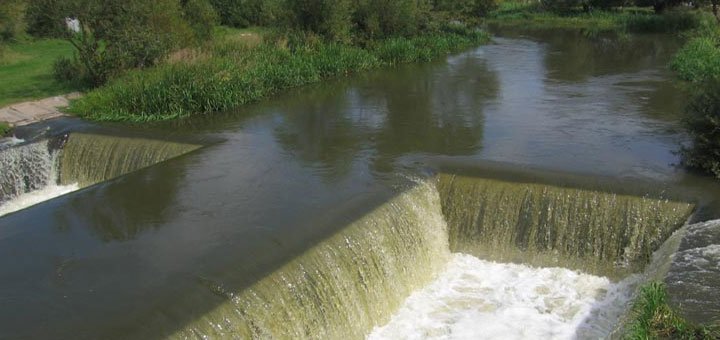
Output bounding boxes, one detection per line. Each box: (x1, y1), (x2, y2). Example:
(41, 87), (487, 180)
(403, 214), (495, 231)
(53, 0), (213, 86)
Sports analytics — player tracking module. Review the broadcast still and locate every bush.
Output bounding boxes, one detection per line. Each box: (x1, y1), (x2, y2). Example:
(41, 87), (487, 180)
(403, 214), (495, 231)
(55, 0), (210, 86)
(282, 0), (353, 42)
(671, 35), (720, 82)
(25, 0), (67, 38)
(352, 0), (426, 38)
(671, 29), (720, 178)
(209, 0), (283, 28)
(681, 78), (720, 178)
(182, 0), (219, 41)
(0, 0), (27, 42)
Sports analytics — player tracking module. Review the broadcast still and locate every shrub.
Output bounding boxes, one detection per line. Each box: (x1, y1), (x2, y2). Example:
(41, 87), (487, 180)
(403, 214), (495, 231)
(671, 35), (720, 82)
(352, 0), (426, 38)
(181, 0), (219, 41)
(209, 0), (280, 28)
(55, 0), (207, 86)
(25, 0), (67, 38)
(681, 78), (720, 178)
(282, 0), (353, 42)
(671, 29), (720, 178)
(0, 0), (27, 42)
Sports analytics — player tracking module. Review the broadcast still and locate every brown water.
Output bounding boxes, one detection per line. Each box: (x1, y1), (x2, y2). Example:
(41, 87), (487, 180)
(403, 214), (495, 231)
(1, 29), (720, 338)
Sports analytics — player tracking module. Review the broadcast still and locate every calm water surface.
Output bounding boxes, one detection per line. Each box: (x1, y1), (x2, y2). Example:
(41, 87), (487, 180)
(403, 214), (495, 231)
(1, 29), (718, 338)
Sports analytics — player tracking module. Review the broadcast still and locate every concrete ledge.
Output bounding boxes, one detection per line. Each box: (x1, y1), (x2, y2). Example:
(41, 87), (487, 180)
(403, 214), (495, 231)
(0, 93), (81, 127)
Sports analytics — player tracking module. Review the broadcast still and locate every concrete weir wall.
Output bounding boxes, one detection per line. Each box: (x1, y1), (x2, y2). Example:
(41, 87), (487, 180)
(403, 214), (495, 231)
(664, 219), (720, 326)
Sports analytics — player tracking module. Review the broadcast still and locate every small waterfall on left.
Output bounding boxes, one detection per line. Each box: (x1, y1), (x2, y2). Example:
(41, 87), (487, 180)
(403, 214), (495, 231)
(0, 138), (78, 216)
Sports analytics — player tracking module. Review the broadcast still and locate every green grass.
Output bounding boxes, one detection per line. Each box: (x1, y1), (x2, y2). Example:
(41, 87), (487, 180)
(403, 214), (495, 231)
(624, 282), (719, 339)
(0, 122), (10, 136)
(0, 39), (78, 107)
(671, 31), (720, 82)
(487, 2), (711, 34)
(69, 29), (490, 122)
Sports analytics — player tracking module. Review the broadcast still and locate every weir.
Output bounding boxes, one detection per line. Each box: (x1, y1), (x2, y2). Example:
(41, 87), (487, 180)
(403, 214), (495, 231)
(0, 133), (201, 216)
(437, 173), (694, 278)
(59, 133), (201, 187)
(142, 175), (695, 338)
(170, 181), (451, 339)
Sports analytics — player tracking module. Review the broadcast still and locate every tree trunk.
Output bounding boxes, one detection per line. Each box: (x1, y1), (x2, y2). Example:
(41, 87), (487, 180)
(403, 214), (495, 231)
(713, 0), (720, 24)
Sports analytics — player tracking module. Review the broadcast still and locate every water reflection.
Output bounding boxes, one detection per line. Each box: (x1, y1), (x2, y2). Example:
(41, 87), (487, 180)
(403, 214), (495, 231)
(55, 154), (189, 242)
(274, 55), (500, 176)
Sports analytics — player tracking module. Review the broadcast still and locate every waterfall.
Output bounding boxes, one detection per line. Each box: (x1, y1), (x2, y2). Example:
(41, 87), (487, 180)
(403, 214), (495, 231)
(437, 173), (694, 278)
(0, 139), (59, 204)
(171, 181), (451, 339)
(59, 133), (201, 187)
(0, 133), (201, 217)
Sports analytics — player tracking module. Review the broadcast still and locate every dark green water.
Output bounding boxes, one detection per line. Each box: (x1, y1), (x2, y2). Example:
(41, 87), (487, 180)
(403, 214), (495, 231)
(1, 29), (720, 338)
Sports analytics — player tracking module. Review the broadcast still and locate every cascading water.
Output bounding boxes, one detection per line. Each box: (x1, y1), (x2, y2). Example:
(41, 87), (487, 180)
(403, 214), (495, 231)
(59, 133), (201, 187)
(0, 139), (56, 204)
(171, 181), (451, 339)
(0, 138), (78, 216)
(0, 133), (201, 217)
(437, 173), (694, 278)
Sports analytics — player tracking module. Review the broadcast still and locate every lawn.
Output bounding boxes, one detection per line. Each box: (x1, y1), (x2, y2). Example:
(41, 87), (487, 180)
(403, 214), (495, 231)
(0, 39), (77, 107)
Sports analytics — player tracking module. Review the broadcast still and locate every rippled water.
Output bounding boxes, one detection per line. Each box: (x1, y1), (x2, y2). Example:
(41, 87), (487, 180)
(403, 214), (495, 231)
(1, 29), (718, 338)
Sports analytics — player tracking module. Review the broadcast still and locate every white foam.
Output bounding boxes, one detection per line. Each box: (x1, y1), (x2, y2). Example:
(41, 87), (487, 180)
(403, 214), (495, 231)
(369, 254), (638, 340)
(0, 183), (79, 217)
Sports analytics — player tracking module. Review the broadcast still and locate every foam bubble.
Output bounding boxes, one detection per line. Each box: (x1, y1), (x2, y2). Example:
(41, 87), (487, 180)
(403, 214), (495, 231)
(369, 254), (638, 340)
(0, 183), (79, 217)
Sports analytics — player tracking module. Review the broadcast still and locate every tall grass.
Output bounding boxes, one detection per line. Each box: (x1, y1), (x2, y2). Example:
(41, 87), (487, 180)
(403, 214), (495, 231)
(625, 282), (718, 339)
(69, 29), (490, 122)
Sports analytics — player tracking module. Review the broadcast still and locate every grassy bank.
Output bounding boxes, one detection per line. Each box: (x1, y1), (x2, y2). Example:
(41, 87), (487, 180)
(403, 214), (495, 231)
(69, 28), (490, 122)
(486, 2), (713, 33)
(669, 25), (720, 178)
(625, 282), (718, 339)
(0, 39), (77, 107)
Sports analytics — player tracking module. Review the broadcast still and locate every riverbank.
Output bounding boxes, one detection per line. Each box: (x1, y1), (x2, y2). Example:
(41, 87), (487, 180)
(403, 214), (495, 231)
(68, 27), (490, 122)
(486, 1), (714, 33)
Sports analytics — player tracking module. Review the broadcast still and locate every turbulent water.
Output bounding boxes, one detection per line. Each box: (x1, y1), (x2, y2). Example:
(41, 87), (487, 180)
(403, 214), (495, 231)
(171, 181), (451, 339)
(438, 174), (694, 278)
(369, 254), (639, 340)
(0, 139), (59, 205)
(0, 133), (201, 217)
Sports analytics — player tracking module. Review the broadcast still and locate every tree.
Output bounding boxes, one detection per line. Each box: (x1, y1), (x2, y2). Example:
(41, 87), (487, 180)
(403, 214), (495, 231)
(53, 0), (214, 86)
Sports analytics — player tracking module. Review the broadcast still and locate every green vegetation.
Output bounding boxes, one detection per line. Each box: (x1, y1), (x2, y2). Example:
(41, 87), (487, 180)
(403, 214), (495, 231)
(670, 26), (720, 178)
(0, 39), (76, 106)
(0, 122), (10, 136)
(625, 282), (718, 339)
(487, 2), (712, 33)
(69, 28), (490, 122)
